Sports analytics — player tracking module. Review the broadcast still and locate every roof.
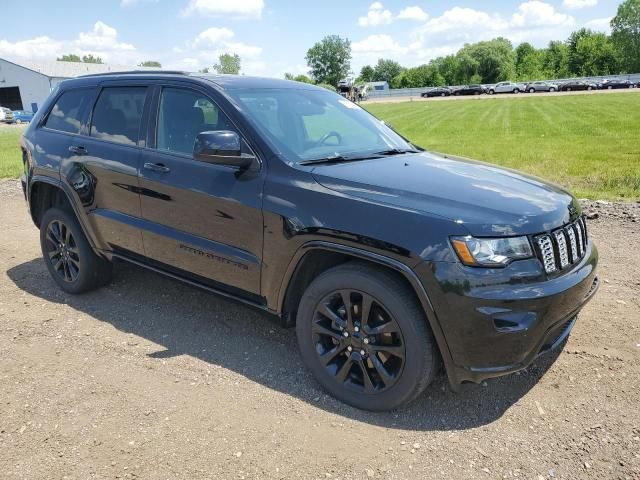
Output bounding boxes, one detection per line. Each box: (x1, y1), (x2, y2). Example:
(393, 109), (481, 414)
(0, 57), (160, 79)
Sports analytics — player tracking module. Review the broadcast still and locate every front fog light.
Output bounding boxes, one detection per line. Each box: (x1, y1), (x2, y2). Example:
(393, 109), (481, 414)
(451, 235), (533, 267)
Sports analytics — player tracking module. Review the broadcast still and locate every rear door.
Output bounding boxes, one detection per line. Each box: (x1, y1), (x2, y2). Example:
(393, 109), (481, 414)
(62, 83), (151, 257)
(137, 83), (265, 298)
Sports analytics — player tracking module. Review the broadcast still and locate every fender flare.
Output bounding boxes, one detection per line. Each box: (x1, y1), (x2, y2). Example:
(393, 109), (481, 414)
(277, 240), (459, 386)
(28, 175), (102, 251)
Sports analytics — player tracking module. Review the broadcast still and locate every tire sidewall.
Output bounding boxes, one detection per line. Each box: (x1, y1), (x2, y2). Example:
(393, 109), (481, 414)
(296, 268), (435, 411)
(39, 208), (104, 294)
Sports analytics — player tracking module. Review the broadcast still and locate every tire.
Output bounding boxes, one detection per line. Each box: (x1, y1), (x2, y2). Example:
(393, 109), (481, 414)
(441, 92), (445, 97)
(296, 263), (439, 411)
(588, 86), (594, 91)
(488, 90), (494, 95)
(529, 88), (535, 93)
(567, 87), (572, 91)
(15, 119), (22, 125)
(40, 207), (112, 294)
(549, 87), (556, 92)
(513, 88), (520, 94)
(608, 86), (613, 90)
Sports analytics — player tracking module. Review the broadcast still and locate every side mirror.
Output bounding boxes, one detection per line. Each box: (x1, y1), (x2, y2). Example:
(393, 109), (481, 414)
(193, 131), (255, 169)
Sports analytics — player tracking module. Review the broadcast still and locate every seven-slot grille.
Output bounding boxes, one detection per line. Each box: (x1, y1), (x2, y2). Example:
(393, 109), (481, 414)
(534, 217), (589, 274)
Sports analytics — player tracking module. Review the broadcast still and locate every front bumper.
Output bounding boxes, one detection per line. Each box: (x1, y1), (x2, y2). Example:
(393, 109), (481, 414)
(418, 241), (599, 385)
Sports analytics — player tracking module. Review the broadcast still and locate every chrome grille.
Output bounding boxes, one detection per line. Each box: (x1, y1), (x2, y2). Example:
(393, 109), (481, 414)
(535, 217), (589, 274)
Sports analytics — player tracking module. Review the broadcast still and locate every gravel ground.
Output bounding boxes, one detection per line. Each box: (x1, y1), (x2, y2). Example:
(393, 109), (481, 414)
(0, 179), (638, 480)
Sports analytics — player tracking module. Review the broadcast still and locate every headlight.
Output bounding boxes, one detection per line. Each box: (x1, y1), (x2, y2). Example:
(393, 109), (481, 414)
(451, 236), (533, 267)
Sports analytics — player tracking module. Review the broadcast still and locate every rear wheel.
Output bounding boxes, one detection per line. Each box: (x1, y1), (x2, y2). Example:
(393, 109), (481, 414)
(296, 263), (439, 411)
(513, 88), (520, 94)
(40, 208), (112, 294)
(488, 90), (494, 95)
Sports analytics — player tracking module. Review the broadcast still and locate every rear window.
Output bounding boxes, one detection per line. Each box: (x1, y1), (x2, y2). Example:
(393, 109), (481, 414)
(91, 87), (147, 146)
(44, 89), (92, 134)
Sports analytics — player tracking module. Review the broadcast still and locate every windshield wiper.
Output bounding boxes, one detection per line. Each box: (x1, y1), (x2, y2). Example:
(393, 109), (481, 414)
(299, 154), (379, 166)
(374, 148), (421, 156)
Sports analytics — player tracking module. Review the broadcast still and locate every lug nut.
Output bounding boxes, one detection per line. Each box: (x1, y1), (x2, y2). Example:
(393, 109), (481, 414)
(343, 331), (349, 337)
(347, 346), (353, 352)
(354, 326), (360, 332)
(360, 350), (366, 356)
(363, 338), (369, 344)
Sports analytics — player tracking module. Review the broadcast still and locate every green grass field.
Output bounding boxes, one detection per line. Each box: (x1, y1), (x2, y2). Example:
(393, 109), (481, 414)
(367, 92), (640, 200)
(1, 92), (639, 199)
(0, 127), (24, 178)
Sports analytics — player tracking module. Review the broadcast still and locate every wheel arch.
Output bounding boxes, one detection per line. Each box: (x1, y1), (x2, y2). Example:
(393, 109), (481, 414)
(28, 176), (101, 251)
(278, 241), (458, 385)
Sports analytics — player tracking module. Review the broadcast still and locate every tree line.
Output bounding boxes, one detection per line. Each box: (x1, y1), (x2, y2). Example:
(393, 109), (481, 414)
(304, 0), (640, 88)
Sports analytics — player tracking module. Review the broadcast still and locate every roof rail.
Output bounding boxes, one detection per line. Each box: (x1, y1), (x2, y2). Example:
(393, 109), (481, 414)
(79, 70), (188, 78)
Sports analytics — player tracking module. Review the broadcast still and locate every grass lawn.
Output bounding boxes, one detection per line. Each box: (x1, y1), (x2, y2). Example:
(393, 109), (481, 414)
(366, 92), (640, 200)
(0, 127), (25, 178)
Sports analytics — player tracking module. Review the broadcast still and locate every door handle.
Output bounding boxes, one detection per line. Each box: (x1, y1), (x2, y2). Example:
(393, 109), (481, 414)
(144, 162), (171, 173)
(68, 145), (88, 155)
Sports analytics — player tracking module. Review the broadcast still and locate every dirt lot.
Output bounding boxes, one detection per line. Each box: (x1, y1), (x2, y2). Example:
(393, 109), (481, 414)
(0, 180), (638, 480)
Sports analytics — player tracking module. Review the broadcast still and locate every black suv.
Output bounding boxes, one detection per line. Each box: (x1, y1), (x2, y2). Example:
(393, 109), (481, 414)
(19, 72), (598, 411)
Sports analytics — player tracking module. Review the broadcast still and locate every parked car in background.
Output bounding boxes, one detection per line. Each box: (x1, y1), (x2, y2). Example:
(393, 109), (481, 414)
(12, 110), (35, 124)
(487, 82), (526, 95)
(421, 87), (452, 98)
(452, 84), (485, 96)
(598, 79), (634, 90)
(0, 107), (15, 123)
(525, 81), (559, 93)
(559, 81), (597, 92)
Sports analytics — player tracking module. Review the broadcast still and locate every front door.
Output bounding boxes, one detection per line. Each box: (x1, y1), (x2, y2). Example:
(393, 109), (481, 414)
(138, 85), (264, 297)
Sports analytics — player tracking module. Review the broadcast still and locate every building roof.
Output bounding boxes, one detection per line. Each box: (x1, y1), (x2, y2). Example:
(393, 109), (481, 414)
(0, 57), (159, 79)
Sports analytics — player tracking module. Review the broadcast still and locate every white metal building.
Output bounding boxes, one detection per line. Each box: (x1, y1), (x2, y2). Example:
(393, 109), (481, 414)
(0, 58), (157, 112)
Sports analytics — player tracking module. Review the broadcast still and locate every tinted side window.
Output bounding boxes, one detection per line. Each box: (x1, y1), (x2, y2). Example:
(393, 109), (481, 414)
(157, 88), (237, 156)
(44, 89), (91, 134)
(91, 87), (147, 146)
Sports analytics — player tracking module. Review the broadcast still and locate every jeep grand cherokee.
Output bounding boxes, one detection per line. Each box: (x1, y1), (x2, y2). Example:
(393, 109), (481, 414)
(19, 72), (598, 411)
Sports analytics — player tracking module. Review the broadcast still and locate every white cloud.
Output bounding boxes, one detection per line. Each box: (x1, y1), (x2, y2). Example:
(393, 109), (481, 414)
(397, 6), (429, 22)
(585, 16), (612, 33)
(352, 34), (408, 56)
(0, 36), (64, 59)
(563, 0), (598, 9)
(511, 1), (574, 28)
(190, 27), (235, 48)
(358, 2), (393, 27)
(0, 21), (139, 64)
(182, 0), (264, 18)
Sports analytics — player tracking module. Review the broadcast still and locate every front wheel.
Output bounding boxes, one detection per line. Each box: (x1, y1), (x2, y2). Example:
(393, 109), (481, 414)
(513, 88), (520, 94)
(488, 90), (494, 95)
(40, 208), (112, 294)
(296, 263), (439, 411)
(549, 87), (556, 92)
(529, 88), (535, 93)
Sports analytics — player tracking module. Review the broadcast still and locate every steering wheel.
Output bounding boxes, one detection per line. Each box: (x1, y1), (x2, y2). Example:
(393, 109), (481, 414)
(315, 131), (342, 146)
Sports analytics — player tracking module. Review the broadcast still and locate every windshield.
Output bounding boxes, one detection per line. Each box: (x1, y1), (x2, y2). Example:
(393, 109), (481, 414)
(226, 88), (414, 163)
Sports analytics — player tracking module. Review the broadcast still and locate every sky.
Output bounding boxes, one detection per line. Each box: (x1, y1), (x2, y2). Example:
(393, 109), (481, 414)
(0, 0), (621, 78)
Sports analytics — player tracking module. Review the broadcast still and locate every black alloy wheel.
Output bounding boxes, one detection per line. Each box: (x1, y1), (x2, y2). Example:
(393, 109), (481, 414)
(44, 219), (81, 283)
(296, 263), (439, 410)
(39, 207), (112, 293)
(311, 289), (405, 394)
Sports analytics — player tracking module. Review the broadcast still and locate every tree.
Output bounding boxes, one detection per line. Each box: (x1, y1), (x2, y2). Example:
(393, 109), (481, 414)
(82, 54), (103, 64)
(57, 54), (82, 62)
(359, 65), (375, 82)
(455, 38), (514, 84)
(611, 0), (640, 73)
(213, 53), (241, 74)
(515, 42), (544, 80)
(567, 28), (595, 74)
(575, 33), (619, 75)
(373, 58), (404, 84)
(305, 35), (351, 87)
(139, 60), (162, 67)
(284, 73), (314, 83)
(543, 41), (570, 78)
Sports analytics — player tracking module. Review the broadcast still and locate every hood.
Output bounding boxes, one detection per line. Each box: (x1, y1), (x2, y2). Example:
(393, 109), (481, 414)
(310, 151), (580, 236)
